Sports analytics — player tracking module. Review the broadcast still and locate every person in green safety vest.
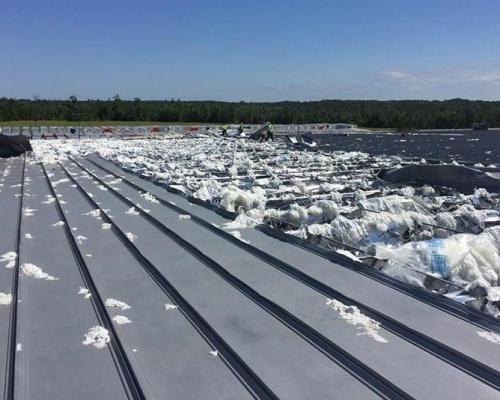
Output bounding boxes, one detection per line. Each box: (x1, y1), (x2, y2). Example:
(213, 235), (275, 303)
(221, 125), (228, 136)
(266, 122), (274, 141)
(237, 123), (244, 135)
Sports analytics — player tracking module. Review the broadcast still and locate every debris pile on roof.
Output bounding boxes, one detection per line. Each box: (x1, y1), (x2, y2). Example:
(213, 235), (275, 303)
(31, 137), (500, 315)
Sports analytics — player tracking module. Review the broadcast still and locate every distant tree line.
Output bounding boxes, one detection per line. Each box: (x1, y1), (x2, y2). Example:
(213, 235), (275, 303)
(1, 96), (500, 129)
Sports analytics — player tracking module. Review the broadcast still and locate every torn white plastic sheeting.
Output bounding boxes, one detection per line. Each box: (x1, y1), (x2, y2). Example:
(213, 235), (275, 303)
(377, 226), (500, 286)
(330, 210), (434, 248)
(169, 184), (186, 193)
(336, 249), (361, 262)
(230, 230), (250, 244)
(193, 179), (222, 201)
(315, 200), (340, 220)
(0, 251), (17, 269)
(358, 195), (430, 215)
(354, 189), (367, 202)
(105, 298), (131, 310)
(453, 204), (494, 231)
(220, 185), (266, 212)
(286, 227), (308, 240)
(21, 263), (59, 280)
(487, 287), (500, 302)
(444, 291), (476, 305)
(82, 326), (110, 349)
(266, 204), (309, 226)
(223, 209), (263, 230)
(326, 298), (388, 343)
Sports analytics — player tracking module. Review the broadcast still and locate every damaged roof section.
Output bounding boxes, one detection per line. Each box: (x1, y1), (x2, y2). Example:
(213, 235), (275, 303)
(28, 137), (500, 316)
(2, 151), (500, 399)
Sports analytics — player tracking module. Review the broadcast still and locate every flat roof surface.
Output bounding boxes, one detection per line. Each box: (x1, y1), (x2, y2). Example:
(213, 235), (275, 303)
(1, 155), (500, 399)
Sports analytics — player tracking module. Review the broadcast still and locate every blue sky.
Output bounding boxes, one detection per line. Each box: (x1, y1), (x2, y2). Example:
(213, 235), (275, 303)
(2, 0), (500, 101)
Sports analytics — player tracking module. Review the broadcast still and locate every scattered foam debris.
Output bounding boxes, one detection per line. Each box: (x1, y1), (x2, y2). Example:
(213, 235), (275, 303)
(42, 196), (56, 204)
(75, 235), (87, 244)
(23, 207), (37, 217)
(52, 178), (69, 187)
(78, 287), (92, 299)
(85, 209), (101, 217)
(126, 207), (139, 216)
(125, 232), (137, 242)
(113, 315), (132, 325)
(1, 251), (17, 269)
(21, 263), (59, 280)
(108, 178), (122, 185)
(140, 192), (159, 203)
(477, 331), (500, 345)
(164, 303), (178, 310)
(326, 298), (388, 343)
(0, 292), (13, 305)
(105, 298), (131, 310)
(82, 326), (110, 349)
(209, 350), (219, 357)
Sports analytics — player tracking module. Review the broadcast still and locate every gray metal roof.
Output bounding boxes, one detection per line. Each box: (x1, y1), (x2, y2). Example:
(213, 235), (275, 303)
(1, 154), (500, 399)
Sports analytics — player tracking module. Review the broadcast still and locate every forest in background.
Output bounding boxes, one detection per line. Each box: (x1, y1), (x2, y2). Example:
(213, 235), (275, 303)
(1, 96), (499, 129)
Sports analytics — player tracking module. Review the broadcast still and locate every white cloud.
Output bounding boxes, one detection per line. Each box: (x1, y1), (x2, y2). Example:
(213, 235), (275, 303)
(381, 70), (416, 81)
(381, 68), (500, 84)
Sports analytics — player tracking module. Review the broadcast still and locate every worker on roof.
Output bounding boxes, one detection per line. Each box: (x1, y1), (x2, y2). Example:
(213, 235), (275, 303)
(266, 121), (275, 141)
(237, 123), (244, 135)
(221, 125), (228, 136)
